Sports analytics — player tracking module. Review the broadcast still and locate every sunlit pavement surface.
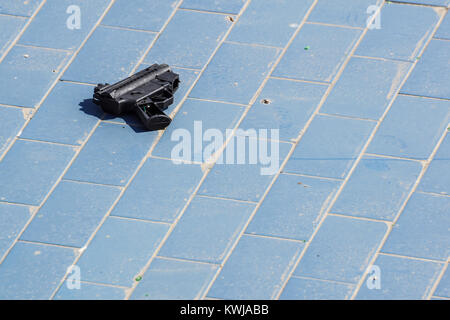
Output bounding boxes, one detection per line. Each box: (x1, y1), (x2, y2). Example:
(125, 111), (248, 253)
(0, 0), (449, 300)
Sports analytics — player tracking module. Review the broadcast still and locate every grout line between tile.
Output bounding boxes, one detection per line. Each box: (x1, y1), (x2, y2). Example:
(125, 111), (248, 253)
(378, 252), (447, 264)
(328, 212), (393, 224)
(290, 274), (355, 287)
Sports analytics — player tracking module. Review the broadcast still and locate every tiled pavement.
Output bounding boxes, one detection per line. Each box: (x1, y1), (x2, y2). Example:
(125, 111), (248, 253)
(0, 0), (449, 300)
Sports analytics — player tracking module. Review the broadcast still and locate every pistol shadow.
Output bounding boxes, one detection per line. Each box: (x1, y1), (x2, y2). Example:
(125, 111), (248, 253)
(79, 99), (148, 133)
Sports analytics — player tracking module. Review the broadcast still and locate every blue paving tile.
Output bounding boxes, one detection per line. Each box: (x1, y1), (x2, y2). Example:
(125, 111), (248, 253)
(293, 215), (387, 283)
(418, 133), (450, 196)
(0, 15), (26, 57)
(77, 217), (169, 287)
(367, 95), (450, 160)
(54, 281), (126, 300)
(102, 0), (177, 31)
(208, 235), (303, 299)
(321, 57), (410, 120)
(64, 122), (158, 186)
(62, 26), (155, 84)
(112, 158), (203, 223)
(332, 156), (422, 221)
(131, 258), (218, 300)
(382, 192), (450, 261)
(18, 0), (110, 50)
(0, 140), (75, 205)
(279, 277), (354, 300)
(434, 267), (450, 298)
(0, 45), (70, 108)
(103, 66), (200, 125)
(356, 254), (443, 300)
(144, 10), (229, 69)
(21, 180), (120, 248)
(152, 98), (244, 161)
(356, 3), (441, 61)
(228, 0), (314, 47)
(238, 78), (328, 141)
(189, 42), (280, 105)
(0, 106), (27, 156)
(160, 197), (255, 263)
(0, 0), (43, 16)
(247, 174), (340, 241)
(284, 115), (375, 179)
(308, 0), (382, 28)
(0, 242), (76, 299)
(20, 82), (101, 146)
(0, 203), (32, 260)
(435, 13), (450, 39)
(401, 39), (450, 100)
(180, 0), (246, 14)
(199, 140), (292, 202)
(273, 24), (360, 83)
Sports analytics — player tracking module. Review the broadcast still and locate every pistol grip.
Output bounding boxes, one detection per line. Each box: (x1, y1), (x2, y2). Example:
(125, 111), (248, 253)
(135, 103), (172, 131)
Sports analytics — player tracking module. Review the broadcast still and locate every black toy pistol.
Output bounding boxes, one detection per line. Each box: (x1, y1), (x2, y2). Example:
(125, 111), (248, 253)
(93, 64), (180, 131)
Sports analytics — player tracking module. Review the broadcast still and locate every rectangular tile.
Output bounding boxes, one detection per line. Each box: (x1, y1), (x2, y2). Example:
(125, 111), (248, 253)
(111, 158), (204, 223)
(198, 139), (292, 202)
(0, 203), (32, 261)
(189, 42), (280, 105)
(279, 277), (354, 300)
(20, 82), (102, 146)
(180, 0), (246, 14)
(21, 180), (120, 248)
(435, 13), (450, 39)
(308, 0), (382, 28)
(18, 0), (110, 50)
(0, 15), (26, 57)
(331, 156), (422, 221)
(381, 192), (450, 261)
(0, 45), (70, 108)
(144, 10), (230, 69)
(284, 114), (375, 179)
(0, 140), (76, 205)
(102, 0), (177, 31)
(434, 267), (450, 298)
(64, 122), (158, 186)
(62, 26), (155, 84)
(247, 174), (340, 241)
(0, 106), (28, 156)
(238, 78), (328, 141)
(400, 39), (450, 100)
(227, 0), (314, 47)
(356, 254), (443, 299)
(0, 0), (43, 16)
(130, 257), (218, 300)
(0, 242), (76, 299)
(151, 98), (244, 161)
(321, 57), (411, 120)
(207, 234), (304, 299)
(356, 3), (441, 61)
(159, 197), (255, 263)
(367, 95), (450, 160)
(418, 133), (450, 196)
(54, 281), (126, 300)
(76, 217), (169, 287)
(273, 23), (361, 83)
(293, 215), (387, 283)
